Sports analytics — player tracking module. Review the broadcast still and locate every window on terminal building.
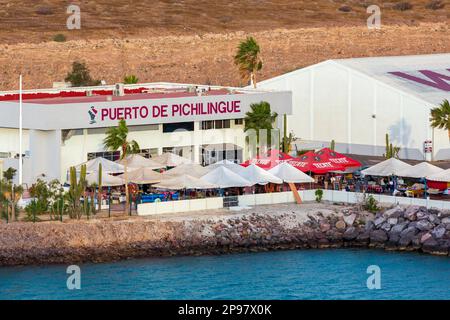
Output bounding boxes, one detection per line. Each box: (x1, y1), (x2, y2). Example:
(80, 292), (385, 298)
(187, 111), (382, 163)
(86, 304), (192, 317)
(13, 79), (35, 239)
(87, 151), (120, 161)
(201, 120), (231, 130)
(201, 121), (214, 130)
(163, 122), (194, 133)
(234, 118), (244, 125)
(138, 148), (158, 158)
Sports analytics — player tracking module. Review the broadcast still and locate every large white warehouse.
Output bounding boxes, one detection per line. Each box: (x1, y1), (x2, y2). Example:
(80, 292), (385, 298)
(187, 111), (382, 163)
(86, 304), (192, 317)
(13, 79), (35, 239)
(258, 53), (450, 161)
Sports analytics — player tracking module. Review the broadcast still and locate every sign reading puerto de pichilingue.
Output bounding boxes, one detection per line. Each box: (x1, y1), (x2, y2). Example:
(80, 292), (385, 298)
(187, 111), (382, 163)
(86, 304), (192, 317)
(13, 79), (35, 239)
(88, 100), (241, 124)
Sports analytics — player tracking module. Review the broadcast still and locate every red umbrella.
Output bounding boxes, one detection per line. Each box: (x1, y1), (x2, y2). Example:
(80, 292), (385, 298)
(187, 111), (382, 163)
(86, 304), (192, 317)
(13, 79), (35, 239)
(287, 151), (347, 174)
(241, 149), (293, 169)
(314, 148), (361, 168)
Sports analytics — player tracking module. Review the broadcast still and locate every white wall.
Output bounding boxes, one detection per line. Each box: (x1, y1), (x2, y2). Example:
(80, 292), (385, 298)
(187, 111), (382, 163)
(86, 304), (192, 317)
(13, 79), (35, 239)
(0, 128), (30, 155)
(259, 61), (438, 160)
(29, 129), (61, 183)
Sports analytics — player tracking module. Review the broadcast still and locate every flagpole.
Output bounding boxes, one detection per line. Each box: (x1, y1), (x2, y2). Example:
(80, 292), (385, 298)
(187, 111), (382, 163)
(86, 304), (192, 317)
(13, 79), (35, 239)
(19, 74), (23, 186)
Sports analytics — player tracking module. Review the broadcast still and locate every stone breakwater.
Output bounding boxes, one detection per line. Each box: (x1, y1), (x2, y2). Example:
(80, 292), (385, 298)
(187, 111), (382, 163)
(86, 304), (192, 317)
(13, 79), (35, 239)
(0, 204), (449, 266)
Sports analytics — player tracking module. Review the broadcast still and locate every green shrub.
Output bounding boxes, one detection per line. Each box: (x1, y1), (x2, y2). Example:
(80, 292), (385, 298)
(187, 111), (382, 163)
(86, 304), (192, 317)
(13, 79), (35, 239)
(25, 199), (46, 222)
(315, 189), (323, 203)
(53, 34), (67, 42)
(425, 0), (444, 10)
(393, 2), (413, 11)
(123, 75), (138, 84)
(65, 61), (101, 87)
(364, 195), (379, 213)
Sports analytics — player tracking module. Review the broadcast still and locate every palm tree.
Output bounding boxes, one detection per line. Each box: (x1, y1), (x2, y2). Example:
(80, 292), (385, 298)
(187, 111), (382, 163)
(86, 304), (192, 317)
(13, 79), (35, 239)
(234, 36), (263, 88)
(103, 120), (140, 215)
(244, 101), (278, 155)
(430, 99), (450, 140)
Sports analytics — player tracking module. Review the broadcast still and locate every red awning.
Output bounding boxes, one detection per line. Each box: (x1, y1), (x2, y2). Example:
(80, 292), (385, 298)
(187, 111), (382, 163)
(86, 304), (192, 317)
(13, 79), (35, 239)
(241, 150), (293, 169)
(314, 148), (362, 168)
(287, 151), (347, 174)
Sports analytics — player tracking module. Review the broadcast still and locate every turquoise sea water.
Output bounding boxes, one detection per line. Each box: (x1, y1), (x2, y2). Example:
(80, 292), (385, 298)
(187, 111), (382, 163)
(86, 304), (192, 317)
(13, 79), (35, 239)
(0, 249), (449, 300)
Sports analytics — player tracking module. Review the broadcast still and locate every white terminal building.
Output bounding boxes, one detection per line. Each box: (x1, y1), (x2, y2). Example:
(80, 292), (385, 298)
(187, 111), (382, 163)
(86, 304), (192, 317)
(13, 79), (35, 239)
(1, 53), (449, 186)
(0, 83), (292, 185)
(258, 53), (450, 161)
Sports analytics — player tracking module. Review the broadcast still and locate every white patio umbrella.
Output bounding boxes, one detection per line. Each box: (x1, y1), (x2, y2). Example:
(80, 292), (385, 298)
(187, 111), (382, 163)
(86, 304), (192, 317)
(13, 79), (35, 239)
(361, 158), (412, 177)
(120, 167), (162, 184)
(206, 159), (245, 174)
(151, 152), (193, 167)
(201, 166), (252, 188)
(397, 162), (443, 179)
(74, 157), (124, 174)
(153, 174), (218, 190)
(163, 163), (209, 178)
(240, 164), (283, 185)
(426, 168), (450, 182)
(86, 172), (124, 187)
(268, 162), (314, 183)
(116, 154), (164, 170)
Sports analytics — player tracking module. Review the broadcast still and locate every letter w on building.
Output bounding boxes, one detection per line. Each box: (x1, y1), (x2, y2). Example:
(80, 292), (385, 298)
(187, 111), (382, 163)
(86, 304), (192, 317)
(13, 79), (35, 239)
(389, 69), (450, 91)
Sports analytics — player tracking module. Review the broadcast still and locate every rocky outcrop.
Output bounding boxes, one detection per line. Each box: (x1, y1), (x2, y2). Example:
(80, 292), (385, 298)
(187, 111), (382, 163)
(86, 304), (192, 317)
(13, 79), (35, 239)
(0, 204), (449, 266)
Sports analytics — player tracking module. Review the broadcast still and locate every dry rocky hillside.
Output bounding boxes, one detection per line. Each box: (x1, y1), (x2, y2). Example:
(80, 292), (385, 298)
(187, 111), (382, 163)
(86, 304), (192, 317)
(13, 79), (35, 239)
(0, 0), (448, 90)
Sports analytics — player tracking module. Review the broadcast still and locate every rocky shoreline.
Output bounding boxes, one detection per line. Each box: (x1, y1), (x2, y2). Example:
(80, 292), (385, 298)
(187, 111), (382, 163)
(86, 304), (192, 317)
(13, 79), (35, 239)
(0, 203), (449, 266)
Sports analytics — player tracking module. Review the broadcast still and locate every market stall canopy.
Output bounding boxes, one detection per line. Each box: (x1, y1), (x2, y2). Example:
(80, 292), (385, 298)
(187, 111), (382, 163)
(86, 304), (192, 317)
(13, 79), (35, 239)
(361, 158), (412, 177)
(116, 154), (164, 170)
(163, 163), (209, 178)
(121, 167), (162, 184)
(86, 172), (124, 187)
(201, 166), (252, 188)
(74, 157), (124, 174)
(240, 164), (283, 185)
(153, 174), (218, 190)
(151, 152), (193, 167)
(268, 162), (314, 183)
(426, 168), (450, 182)
(206, 159), (245, 174)
(397, 162), (443, 179)
(241, 150), (293, 169)
(288, 151), (346, 174)
(314, 148), (361, 168)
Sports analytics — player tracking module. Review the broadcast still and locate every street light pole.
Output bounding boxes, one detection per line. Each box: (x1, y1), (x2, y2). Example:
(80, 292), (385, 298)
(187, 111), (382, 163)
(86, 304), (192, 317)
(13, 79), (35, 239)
(19, 74), (23, 186)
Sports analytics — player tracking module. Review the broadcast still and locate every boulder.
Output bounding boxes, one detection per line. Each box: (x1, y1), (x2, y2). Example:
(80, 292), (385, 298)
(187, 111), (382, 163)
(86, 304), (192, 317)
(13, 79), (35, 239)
(365, 220), (375, 232)
(441, 217), (450, 224)
(356, 231), (370, 242)
(343, 214), (357, 226)
(343, 227), (359, 240)
(374, 217), (386, 227)
(398, 235), (413, 247)
(428, 214), (440, 224)
(388, 218), (398, 225)
(319, 222), (331, 233)
(431, 226), (446, 239)
(420, 232), (432, 244)
(384, 206), (403, 218)
(416, 220), (434, 231)
(335, 220), (346, 231)
(404, 206), (419, 221)
(400, 226), (418, 238)
(422, 238), (440, 253)
(391, 222), (408, 234)
(370, 230), (388, 243)
(438, 211), (450, 219)
(388, 232), (400, 244)
(380, 222), (392, 232)
(416, 210), (429, 220)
